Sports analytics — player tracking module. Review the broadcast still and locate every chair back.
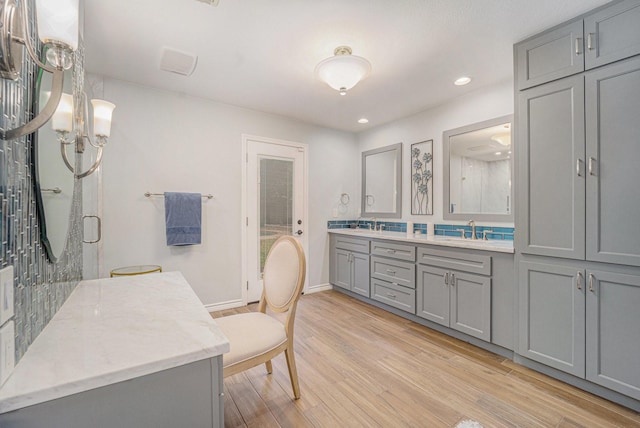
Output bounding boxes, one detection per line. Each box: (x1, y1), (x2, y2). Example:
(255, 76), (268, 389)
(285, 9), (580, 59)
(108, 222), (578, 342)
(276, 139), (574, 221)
(262, 235), (306, 313)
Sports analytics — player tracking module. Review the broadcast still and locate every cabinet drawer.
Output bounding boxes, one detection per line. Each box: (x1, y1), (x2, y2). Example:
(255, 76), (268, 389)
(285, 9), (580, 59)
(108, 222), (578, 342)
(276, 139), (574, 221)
(371, 256), (415, 289)
(371, 278), (416, 314)
(371, 240), (415, 262)
(333, 236), (370, 253)
(417, 247), (491, 276)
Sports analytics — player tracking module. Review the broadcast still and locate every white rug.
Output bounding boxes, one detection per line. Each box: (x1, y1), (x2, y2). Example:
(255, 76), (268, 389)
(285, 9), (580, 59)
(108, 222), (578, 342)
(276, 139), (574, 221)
(455, 420), (484, 428)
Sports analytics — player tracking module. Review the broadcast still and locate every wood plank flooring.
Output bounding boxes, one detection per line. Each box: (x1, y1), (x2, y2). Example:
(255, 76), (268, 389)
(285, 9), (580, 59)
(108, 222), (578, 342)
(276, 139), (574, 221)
(211, 290), (640, 428)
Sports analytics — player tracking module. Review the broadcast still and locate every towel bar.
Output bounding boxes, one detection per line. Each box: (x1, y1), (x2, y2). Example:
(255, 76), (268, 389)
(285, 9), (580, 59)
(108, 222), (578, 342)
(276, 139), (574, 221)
(144, 192), (214, 199)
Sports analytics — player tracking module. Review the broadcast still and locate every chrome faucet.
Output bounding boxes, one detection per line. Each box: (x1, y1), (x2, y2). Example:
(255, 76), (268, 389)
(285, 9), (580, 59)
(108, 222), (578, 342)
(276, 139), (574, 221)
(468, 220), (477, 240)
(372, 218), (377, 231)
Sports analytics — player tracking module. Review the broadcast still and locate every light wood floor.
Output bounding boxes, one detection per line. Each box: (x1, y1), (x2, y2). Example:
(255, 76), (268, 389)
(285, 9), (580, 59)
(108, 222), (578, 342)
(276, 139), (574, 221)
(211, 290), (640, 428)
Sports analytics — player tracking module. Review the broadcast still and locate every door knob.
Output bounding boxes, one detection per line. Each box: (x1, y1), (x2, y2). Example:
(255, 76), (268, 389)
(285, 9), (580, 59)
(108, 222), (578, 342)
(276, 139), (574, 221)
(296, 230), (303, 235)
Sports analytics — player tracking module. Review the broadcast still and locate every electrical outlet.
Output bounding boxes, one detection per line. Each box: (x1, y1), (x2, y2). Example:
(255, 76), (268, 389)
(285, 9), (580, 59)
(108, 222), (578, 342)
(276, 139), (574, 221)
(0, 321), (15, 386)
(0, 266), (14, 326)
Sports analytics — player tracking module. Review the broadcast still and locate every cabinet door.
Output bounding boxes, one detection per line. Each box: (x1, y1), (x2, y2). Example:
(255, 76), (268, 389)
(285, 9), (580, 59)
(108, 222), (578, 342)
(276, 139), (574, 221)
(416, 265), (449, 326)
(585, 0), (640, 69)
(450, 271), (491, 341)
(517, 75), (585, 259)
(586, 57), (640, 266)
(518, 261), (585, 377)
(334, 249), (352, 290)
(516, 20), (584, 90)
(351, 252), (370, 297)
(586, 269), (640, 400)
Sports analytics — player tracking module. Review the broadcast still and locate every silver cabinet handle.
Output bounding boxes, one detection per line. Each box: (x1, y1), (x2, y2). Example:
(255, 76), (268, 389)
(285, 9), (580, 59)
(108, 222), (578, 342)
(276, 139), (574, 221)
(587, 33), (595, 51)
(386, 293), (397, 299)
(575, 37), (582, 55)
(577, 271), (583, 290)
(450, 273), (455, 286)
(589, 273), (595, 292)
(82, 215), (102, 244)
(444, 272), (449, 285)
(386, 269), (396, 275)
(588, 157), (597, 176)
(386, 249), (396, 254)
(576, 158), (583, 177)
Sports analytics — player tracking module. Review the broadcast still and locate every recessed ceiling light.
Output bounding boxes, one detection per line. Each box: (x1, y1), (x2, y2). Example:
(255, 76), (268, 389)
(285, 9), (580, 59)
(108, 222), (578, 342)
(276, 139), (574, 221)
(358, 118), (369, 124)
(454, 76), (471, 86)
(495, 152), (502, 155)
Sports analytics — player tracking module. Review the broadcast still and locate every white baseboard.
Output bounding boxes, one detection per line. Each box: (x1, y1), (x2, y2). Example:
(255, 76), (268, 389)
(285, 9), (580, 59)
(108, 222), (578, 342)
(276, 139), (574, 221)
(305, 283), (333, 294)
(205, 299), (244, 313)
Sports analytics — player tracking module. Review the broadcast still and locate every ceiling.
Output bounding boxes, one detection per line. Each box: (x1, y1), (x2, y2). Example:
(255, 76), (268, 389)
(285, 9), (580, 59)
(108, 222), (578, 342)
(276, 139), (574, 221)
(83, 0), (610, 133)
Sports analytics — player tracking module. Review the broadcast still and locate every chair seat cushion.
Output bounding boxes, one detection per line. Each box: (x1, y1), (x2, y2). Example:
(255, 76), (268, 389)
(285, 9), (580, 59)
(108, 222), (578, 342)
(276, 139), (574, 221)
(215, 312), (287, 367)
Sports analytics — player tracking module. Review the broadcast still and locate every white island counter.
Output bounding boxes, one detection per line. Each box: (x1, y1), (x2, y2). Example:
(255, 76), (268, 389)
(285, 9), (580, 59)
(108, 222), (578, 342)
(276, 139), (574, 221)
(0, 271), (229, 428)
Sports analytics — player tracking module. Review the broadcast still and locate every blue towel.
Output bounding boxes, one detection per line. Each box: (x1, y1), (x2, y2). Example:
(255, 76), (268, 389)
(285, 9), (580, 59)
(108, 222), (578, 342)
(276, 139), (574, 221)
(164, 192), (202, 246)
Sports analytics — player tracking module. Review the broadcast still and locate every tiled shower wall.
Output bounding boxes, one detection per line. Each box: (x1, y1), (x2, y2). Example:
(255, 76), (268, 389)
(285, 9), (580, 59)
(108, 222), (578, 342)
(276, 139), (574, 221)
(0, 0), (83, 362)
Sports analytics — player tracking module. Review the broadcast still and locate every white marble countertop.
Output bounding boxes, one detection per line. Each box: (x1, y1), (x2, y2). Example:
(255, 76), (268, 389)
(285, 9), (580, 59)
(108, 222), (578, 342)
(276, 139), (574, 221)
(0, 271), (229, 414)
(329, 228), (514, 254)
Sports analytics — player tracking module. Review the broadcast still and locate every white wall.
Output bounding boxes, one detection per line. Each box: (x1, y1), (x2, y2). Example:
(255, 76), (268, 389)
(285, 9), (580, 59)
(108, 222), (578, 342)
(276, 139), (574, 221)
(357, 80), (514, 227)
(95, 76), (358, 307)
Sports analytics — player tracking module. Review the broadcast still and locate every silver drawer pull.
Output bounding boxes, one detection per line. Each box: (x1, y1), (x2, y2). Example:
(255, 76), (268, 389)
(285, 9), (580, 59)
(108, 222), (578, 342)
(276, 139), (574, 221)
(575, 37), (582, 55)
(386, 269), (396, 274)
(386, 293), (397, 299)
(587, 33), (595, 51)
(576, 271), (583, 290)
(588, 157), (597, 176)
(589, 273), (595, 292)
(444, 272), (449, 285)
(576, 158), (582, 177)
(450, 273), (455, 286)
(386, 249), (396, 254)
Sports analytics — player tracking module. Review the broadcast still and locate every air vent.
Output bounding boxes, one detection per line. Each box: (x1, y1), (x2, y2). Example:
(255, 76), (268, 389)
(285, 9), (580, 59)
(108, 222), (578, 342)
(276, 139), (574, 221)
(159, 48), (198, 76)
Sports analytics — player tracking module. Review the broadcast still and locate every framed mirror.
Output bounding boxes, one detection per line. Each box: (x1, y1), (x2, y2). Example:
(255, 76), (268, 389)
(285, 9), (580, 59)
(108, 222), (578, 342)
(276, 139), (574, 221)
(362, 143), (402, 218)
(443, 115), (513, 222)
(31, 56), (75, 262)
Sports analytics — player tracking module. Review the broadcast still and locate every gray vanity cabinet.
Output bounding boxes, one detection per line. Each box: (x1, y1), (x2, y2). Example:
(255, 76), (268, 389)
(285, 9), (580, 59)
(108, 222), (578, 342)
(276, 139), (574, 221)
(517, 75), (585, 260)
(519, 260), (640, 400)
(515, 1), (640, 405)
(584, 0), (640, 70)
(416, 248), (491, 341)
(516, 0), (640, 90)
(518, 261), (586, 377)
(370, 241), (416, 313)
(516, 20), (585, 90)
(585, 56), (640, 266)
(586, 269), (640, 400)
(331, 235), (370, 297)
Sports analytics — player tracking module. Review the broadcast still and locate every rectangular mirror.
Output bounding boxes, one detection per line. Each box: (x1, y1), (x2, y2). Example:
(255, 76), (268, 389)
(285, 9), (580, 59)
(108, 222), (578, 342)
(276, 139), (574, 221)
(362, 143), (402, 218)
(443, 115), (513, 222)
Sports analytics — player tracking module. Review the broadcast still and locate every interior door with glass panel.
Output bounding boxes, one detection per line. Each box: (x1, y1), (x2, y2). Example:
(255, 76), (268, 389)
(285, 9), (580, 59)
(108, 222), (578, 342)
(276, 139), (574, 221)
(246, 139), (306, 303)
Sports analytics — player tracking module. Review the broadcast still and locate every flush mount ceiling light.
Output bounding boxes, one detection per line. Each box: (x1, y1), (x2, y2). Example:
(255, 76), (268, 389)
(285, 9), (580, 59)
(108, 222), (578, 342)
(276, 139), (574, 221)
(315, 46), (371, 96)
(454, 76), (472, 86)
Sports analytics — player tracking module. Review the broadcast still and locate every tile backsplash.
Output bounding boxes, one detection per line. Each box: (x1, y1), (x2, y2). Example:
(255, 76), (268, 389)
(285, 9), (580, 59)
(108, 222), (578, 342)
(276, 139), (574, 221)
(327, 220), (514, 241)
(0, 2), (84, 363)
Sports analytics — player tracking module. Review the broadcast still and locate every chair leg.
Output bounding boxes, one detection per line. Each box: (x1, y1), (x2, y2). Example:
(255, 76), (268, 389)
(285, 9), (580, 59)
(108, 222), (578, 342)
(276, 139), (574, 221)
(284, 347), (301, 400)
(265, 360), (273, 374)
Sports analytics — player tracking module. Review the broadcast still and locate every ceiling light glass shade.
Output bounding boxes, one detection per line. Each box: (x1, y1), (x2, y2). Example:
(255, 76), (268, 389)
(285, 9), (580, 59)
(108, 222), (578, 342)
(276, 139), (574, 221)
(315, 46), (371, 94)
(91, 99), (116, 137)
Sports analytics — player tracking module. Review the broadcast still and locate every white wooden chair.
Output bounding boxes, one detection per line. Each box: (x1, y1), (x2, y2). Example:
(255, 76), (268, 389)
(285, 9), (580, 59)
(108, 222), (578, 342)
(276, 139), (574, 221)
(215, 235), (306, 399)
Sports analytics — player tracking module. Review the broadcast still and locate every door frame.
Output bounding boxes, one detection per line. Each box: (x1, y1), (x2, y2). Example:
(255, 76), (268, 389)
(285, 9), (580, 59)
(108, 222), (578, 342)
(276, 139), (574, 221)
(241, 134), (309, 305)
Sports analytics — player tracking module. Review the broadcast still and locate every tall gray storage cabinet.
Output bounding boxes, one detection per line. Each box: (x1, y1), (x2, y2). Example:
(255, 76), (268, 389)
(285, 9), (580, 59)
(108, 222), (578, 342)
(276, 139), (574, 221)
(515, 0), (640, 405)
